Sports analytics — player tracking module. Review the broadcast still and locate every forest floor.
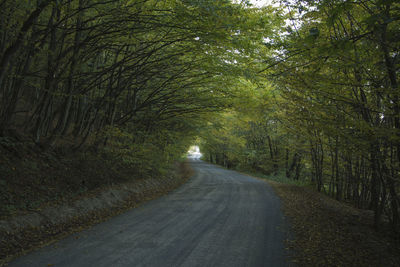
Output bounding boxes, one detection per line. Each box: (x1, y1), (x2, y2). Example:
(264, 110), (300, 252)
(0, 137), (193, 264)
(265, 180), (400, 266)
(0, 136), (189, 219)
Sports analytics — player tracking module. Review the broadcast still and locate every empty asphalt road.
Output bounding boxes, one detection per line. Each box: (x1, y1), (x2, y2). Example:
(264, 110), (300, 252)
(8, 160), (290, 267)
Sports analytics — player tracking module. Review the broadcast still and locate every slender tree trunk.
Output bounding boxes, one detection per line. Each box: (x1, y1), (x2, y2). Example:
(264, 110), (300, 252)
(0, 0), (52, 88)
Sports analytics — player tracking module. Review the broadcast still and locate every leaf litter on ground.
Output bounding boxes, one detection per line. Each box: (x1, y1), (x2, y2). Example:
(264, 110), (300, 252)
(265, 180), (400, 267)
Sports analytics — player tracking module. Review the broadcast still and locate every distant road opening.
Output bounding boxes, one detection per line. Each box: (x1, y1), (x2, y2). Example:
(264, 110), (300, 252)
(188, 145), (202, 159)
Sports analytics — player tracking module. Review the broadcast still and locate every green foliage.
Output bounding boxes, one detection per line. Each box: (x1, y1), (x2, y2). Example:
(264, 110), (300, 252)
(250, 170), (309, 186)
(103, 125), (190, 177)
(0, 0), (278, 178)
(199, 81), (291, 175)
(199, 0), (400, 233)
(264, 0), (400, 231)
(3, 0), (398, 235)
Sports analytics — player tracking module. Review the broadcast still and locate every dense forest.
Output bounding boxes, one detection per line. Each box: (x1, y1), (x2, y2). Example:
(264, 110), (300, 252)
(0, 0), (273, 170)
(200, 0), (400, 233)
(0, 0), (399, 235)
(0, 0), (276, 217)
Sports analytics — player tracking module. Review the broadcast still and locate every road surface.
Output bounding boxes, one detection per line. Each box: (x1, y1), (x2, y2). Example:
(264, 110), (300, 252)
(8, 160), (290, 267)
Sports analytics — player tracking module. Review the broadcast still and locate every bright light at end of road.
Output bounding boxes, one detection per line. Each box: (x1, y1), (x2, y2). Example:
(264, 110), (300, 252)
(188, 146), (202, 160)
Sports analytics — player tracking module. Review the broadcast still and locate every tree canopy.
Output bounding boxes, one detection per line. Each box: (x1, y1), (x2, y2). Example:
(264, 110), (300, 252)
(1, 0), (399, 233)
(199, 0), (400, 233)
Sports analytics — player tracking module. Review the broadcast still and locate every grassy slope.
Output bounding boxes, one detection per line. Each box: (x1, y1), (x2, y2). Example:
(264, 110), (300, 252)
(0, 138), (193, 264)
(0, 137), (185, 219)
(0, 143), (125, 218)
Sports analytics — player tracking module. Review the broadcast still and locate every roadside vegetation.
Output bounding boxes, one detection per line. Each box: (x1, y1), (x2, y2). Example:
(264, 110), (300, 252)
(269, 180), (400, 266)
(1, 0), (399, 265)
(200, 0), (400, 234)
(0, 0), (276, 218)
(198, 0), (400, 264)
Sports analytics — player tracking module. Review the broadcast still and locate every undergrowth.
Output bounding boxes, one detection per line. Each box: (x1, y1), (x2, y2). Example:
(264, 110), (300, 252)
(0, 136), (180, 219)
(247, 171), (309, 186)
(232, 165), (310, 187)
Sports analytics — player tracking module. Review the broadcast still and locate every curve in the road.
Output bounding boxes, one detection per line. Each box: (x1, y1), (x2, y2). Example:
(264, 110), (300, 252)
(8, 160), (291, 267)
